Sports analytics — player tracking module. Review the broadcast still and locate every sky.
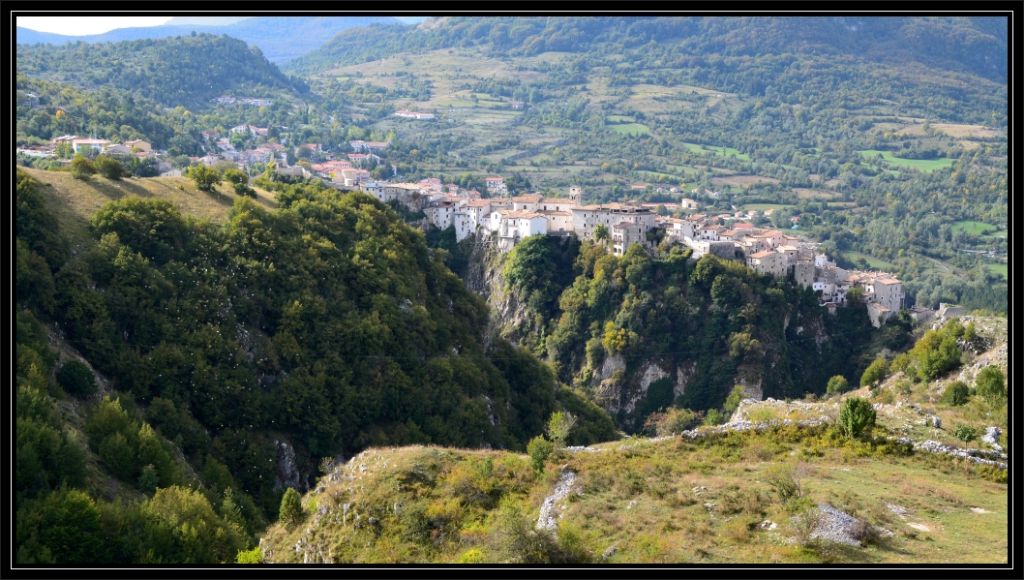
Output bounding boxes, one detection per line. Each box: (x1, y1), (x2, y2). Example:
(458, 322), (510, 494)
(18, 16), (427, 36)
(18, 17), (175, 36)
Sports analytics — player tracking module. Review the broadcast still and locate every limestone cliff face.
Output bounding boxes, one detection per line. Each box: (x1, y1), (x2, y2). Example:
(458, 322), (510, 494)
(464, 238), (544, 350)
(465, 241), (858, 432)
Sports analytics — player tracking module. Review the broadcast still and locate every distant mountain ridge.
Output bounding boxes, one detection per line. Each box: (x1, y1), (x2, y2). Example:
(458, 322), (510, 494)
(292, 16), (1007, 82)
(16, 16), (405, 63)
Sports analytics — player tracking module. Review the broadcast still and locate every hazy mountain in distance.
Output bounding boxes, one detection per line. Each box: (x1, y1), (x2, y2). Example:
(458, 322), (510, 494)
(16, 16), (406, 63)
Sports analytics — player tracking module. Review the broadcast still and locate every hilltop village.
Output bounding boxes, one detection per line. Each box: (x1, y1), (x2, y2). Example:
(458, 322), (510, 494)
(20, 133), (908, 328)
(354, 174), (907, 329)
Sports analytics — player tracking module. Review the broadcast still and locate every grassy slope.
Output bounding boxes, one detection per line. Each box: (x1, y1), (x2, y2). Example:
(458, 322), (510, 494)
(259, 317), (1008, 564)
(858, 150), (956, 172)
(260, 432), (1006, 564)
(20, 167), (278, 245)
(951, 220), (999, 236)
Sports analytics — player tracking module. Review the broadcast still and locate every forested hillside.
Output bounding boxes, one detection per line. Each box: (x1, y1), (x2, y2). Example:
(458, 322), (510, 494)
(293, 17), (1007, 113)
(14, 169), (616, 563)
(16, 34), (309, 109)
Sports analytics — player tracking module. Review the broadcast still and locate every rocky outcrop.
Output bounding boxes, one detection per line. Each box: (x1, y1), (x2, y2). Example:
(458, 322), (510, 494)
(591, 353), (627, 412)
(536, 470), (578, 533)
(274, 438), (306, 492)
(808, 504), (869, 547)
(903, 438), (1007, 469)
(981, 426), (1003, 453)
(674, 362), (696, 400)
(465, 240), (543, 349)
(622, 363), (669, 415)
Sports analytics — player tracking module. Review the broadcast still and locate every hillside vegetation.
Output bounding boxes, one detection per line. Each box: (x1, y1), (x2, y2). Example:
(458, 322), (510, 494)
(258, 315), (1007, 564)
(14, 169), (616, 563)
(17, 34), (308, 109)
(482, 235), (906, 430)
(260, 425), (1005, 564)
(19, 168), (279, 245)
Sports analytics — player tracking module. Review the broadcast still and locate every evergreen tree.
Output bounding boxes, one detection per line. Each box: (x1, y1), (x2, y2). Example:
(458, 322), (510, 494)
(278, 488), (303, 527)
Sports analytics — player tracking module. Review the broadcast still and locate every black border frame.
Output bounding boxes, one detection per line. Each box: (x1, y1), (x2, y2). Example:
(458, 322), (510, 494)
(6, 3), (1018, 579)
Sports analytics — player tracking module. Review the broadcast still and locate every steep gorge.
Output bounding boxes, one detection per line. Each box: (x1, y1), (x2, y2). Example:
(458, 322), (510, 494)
(461, 234), (902, 431)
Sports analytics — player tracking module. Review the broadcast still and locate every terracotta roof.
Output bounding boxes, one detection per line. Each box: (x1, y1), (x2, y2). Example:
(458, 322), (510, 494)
(501, 210), (544, 219)
(512, 194), (543, 203)
(751, 250), (776, 259)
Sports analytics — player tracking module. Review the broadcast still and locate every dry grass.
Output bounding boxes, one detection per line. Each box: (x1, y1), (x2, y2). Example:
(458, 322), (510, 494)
(22, 168), (277, 235)
(260, 421), (1008, 565)
(932, 124), (1001, 139)
(793, 187), (841, 200)
(711, 174), (779, 187)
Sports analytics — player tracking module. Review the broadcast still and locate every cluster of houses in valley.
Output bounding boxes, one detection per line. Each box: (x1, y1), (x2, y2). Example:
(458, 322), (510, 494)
(19, 135), (171, 167)
(393, 110), (436, 120)
(212, 95), (274, 107)
(350, 175), (906, 327)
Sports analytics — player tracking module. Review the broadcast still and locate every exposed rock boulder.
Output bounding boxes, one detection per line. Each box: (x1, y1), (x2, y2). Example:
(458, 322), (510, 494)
(981, 426), (1003, 452)
(808, 503), (869, 547)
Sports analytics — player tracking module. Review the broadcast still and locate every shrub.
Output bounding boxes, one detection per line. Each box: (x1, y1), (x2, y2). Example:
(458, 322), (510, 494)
(723, 385), (746, 416)
(791, 504), (823, 547)
(56, 360), (97, 397)
(70, 155), (96, 180)
(703, 408), (726, 426)
(763, 463), (802, 503)
(94, 155), (125, 180)
(954, 424), (978, 443)
(527, 436), (553, 473)
(235, 547), (263, 564)
(910, 321), (965, 381)
(490, 497), (559, 563)
(894, 378), (914, 396)
(860, 357), (888, 388)
(555, 521), (592, 563)
(975, 366), (1005, 403)
(138, 464), (159, 493)
(644, 407), (701, 436)
(278, 488), (303, 527)
(940, 381), (971, 406)
(889, 352), (913, 375)
(186, 164), (220, 192)
(837, 397), (876, 439)
(825, 375), (849, 397)
(546, 412), (576, 448)
(233, 182), (257, 197)
(456, 548), (486, 563)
